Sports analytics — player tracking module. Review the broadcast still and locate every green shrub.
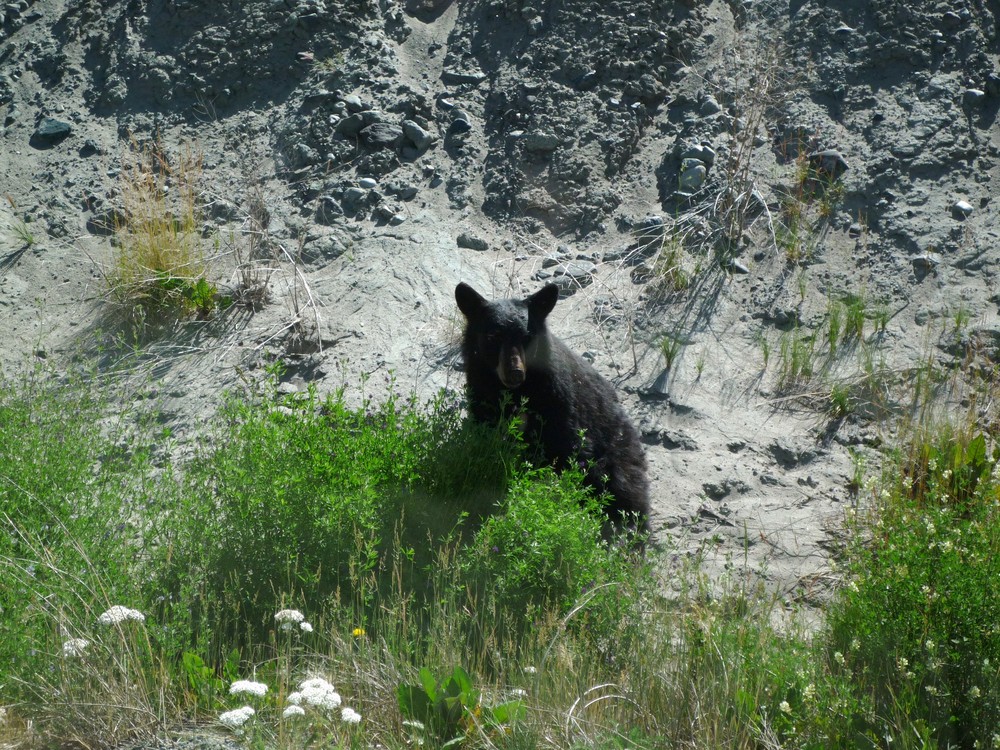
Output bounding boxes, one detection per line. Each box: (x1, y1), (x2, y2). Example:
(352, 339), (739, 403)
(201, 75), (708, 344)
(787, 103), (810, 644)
(828, 427), (1000, 746)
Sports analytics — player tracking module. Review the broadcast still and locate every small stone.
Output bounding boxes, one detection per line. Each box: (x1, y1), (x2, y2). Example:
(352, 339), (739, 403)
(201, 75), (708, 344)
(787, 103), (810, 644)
(699, 95), (722, 116)
(848, 222), (863, 238)
(447, 117), (472, 135)
(342, 93), (365, 112)
(912, 253), (941, 270)
(457, 232), (488, 251)
(726, 259), (750, 274)
(343, 187), (367, 206)
(952, 200), (974, 219)
(963, 88), (986, 107)
(441, 69), (487, 86)
(678, 162), (707, 191)
(360, 121), (403, 149)
(32, 117), (72, 144)
(527, 15), (543, 34)
(523, 131), (561, 152)
(808, 149), (849, 180)
(358, 177), (378, 189)
(401, 119), (435, 152)
(681, 143), (715, 167)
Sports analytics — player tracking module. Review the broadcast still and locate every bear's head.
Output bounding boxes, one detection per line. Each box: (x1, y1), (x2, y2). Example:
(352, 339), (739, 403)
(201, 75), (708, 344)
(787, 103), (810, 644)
(455, 282), (559, 388)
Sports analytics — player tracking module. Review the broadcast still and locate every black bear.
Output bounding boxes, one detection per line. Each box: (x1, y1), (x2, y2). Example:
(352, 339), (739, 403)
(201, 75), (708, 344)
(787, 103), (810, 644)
(455, 282), (651, 535)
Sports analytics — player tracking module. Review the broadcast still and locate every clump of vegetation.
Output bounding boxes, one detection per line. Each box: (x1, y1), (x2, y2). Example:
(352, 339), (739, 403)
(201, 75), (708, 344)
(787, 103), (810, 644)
(106, 139), (222, 322)
(3, 364), (1000, 750)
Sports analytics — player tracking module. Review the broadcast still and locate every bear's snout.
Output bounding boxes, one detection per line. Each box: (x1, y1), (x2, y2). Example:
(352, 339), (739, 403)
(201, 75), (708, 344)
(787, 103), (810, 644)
(496, 343), (527, 388)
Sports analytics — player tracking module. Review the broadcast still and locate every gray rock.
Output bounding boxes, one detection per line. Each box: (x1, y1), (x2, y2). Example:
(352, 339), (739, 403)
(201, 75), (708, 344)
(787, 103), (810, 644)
(699, 95), (722, 116)
(963, 88), (986, 107)
(681, 143), (716, 167)
(457, 232), (488, 251)
(678, 162), (707, 191)
(952, 200), (974, 219)
(808, 149), (849, 179)
(342, 93), (365, 112)
(32, 117), (72, 144)
(342, 187), (368, 207)
(358, 177), (378, 189)
(447, 117), (472, 135)
(523, 131), (561, 152)
(912, 252), (941, 270)
(401, 119), (435, 152)
(360, 121), (404, 149)
(441, 69), (487, 86)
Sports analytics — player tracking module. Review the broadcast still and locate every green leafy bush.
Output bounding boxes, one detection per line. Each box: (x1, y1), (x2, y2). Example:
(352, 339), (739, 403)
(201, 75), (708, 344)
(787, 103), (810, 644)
(828, 428), (1000, 746)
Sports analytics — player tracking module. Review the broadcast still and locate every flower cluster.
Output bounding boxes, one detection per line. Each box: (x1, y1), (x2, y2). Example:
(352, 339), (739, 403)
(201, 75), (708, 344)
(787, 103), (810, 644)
(283, 676), (362, 725)
(230, 679), (268, 698)
(97, 605), (145, 625)
(219, 706), (255, 729)
(288, 677), (342, 711)
(61, 638), (90, 658)
(275, 608), (313, 633)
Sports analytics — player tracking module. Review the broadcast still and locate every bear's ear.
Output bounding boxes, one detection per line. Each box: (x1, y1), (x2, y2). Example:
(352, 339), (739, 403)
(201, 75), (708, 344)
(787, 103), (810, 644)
(527, 283), (559, 321)
(455, 282), (487, 319)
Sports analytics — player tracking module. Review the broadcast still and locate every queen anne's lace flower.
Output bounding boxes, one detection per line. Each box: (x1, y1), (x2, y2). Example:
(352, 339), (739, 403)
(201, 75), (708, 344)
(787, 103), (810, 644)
(275, 609), (305, 632)
(341, 707), (361, 724)
(300, 621), (313, 633)
(297, 677), (341, 711)
(97, 605), (145, 625)
(282, 705), (306, 719)
(229, 679), (268, 697)
(62, 638), (90, 658)
(219, 706), (255, 729)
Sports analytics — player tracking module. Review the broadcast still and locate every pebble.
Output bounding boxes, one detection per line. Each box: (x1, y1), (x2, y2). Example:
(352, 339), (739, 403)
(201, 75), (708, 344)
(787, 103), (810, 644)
(699, 95), (722, 116)
(457, 232), (488, 251)
(952, 200), (973, 219)
(681, 143), (715, 167)
(358, 177), (378, 189)
(678, 162), (707, 191)
(523, 131), (561, 152)
(442, 69), (487, 86)
(401, 119), (434, 152)
(808, 149), (849, 180)
(32, 117), (72, 144)
(963, 88), (986, 107)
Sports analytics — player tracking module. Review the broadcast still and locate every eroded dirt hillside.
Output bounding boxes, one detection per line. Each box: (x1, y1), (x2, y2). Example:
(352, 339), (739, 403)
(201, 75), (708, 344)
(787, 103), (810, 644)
(2, 0), (1000, 602)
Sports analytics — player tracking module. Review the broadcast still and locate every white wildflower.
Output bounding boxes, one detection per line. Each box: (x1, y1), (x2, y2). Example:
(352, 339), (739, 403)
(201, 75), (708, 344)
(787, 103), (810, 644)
(219, 706), (255, 729)
(969, 686), (981, 700)
(97, 605), (145, 625)
(229, 679), (268, 697)
(925, 640), (936, 652)
(511, 688), (528, 698)
(298, 677), (341, 711)
(851, 638), (861, 651)
(62, 638), (90, 658)
(282, 705), (306, 719)
(833, 651), (845, 666)
(802, 683), (816, 702)
(300, 621), (313, 633)
(341, 707), (362, 724)
(287, 691), (303, 705)
(925, 685), (938, 696)
(275, 609), (305, 632)
(522, 666), (537, 674)
(779, 700), (792, 714)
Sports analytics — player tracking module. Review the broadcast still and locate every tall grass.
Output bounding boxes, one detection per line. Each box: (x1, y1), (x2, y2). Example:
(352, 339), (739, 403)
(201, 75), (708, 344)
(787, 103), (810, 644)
(2, 367), (999, 749)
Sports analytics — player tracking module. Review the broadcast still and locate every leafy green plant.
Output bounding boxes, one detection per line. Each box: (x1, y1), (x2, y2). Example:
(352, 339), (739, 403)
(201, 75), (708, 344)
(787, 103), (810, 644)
(397, 666), (524, 748)
(829, 427), (1000, 746)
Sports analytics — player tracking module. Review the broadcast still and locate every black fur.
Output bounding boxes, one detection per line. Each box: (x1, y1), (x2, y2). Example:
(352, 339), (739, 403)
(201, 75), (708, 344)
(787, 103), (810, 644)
(455, 282), (651, 533)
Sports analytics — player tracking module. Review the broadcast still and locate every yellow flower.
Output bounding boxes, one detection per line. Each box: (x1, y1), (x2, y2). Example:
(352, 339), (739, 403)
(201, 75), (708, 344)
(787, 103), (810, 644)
(352, 627), (366, 638)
